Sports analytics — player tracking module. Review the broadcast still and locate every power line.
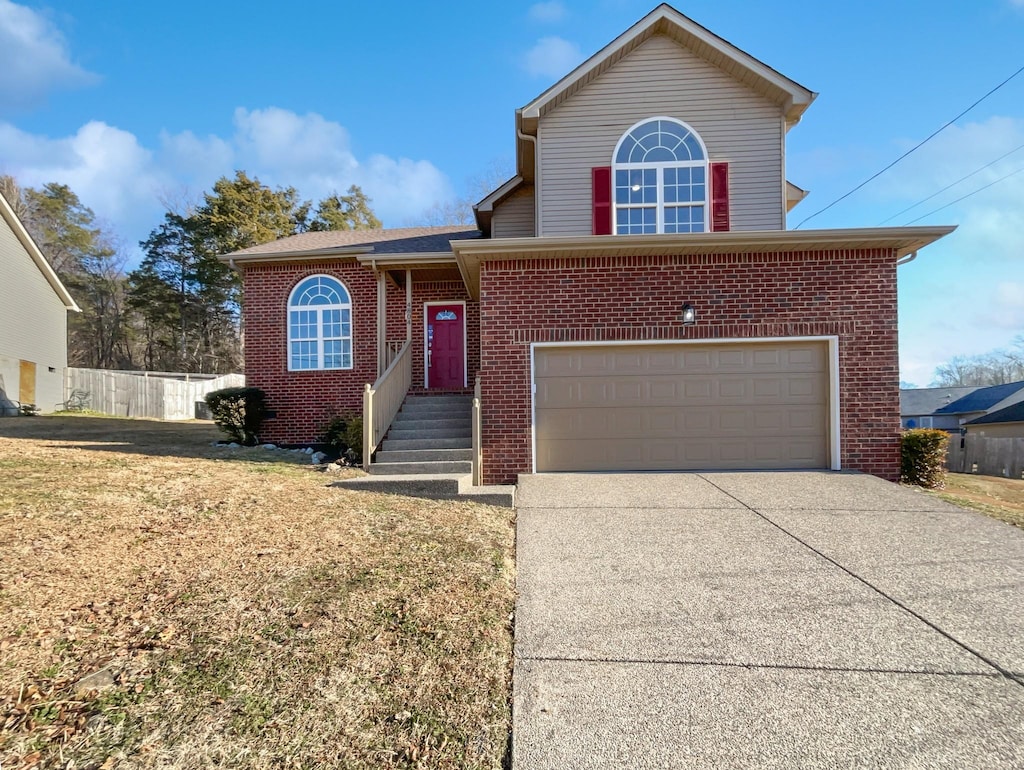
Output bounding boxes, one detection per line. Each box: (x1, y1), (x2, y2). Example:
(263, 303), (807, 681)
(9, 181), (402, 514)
(878, 140), (1024, 225)
(903, 164), (1024, 225)
(794, 62), (1024, 229)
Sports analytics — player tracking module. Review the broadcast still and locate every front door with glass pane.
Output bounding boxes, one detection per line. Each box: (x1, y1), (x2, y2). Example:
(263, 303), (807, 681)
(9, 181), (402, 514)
(425, 303), (466, 389)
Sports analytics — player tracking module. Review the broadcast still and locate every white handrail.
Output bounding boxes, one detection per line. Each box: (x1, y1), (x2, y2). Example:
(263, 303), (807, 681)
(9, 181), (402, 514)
(363, 340), (412, 470)
(472, 374), (483, 486)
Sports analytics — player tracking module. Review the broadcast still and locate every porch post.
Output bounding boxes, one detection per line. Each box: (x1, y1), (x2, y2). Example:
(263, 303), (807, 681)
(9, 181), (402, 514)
(377, 270), (387, 376)
(405, 269), (413, 343)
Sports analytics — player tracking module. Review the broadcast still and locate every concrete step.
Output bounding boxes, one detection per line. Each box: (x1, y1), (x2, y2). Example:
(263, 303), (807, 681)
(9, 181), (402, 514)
(369, 460), (473, 475)
(399, 401), (471, 414)
(331, 473), (514, 508)
(403, 396), (472, 407)
(386, 427), (472, 440)
(390, 417), (471, 431)
(375, 448), (472, 463)
(382, 437), (472, 451)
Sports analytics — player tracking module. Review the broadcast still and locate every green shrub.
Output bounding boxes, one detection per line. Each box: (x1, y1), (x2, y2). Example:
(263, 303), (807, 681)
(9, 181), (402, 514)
(321, 413), (363, 465)
(205, 387), (268, 446)
(900, 428), (950, 488)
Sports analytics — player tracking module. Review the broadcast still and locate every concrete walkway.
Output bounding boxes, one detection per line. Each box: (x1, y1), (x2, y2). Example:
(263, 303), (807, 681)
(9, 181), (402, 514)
(513, 472), (1024, 768)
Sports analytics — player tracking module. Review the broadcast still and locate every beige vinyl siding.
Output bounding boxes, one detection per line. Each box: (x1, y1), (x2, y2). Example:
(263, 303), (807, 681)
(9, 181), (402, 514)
(538, 34), (785, 236)
(491, 186), (536, 238)
(0, 212), (68, 412)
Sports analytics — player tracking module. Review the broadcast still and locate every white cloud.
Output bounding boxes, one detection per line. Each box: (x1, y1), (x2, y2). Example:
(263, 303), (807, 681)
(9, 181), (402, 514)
(523, 36), (583, 79)
(0, 0), (97, 112)
(528, 1), (568, 23)
(0, 108), (454, 259)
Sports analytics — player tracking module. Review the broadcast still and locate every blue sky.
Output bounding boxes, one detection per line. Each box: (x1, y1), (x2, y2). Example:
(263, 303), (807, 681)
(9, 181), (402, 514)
(1, 0), (1022, 386)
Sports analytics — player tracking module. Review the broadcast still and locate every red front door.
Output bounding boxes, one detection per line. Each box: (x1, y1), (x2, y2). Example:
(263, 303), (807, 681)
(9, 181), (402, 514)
(426, 303), (465, 389)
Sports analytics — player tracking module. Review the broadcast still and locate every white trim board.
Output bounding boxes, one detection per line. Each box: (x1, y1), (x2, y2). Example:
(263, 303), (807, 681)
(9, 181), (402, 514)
(423, 300), (468, 389)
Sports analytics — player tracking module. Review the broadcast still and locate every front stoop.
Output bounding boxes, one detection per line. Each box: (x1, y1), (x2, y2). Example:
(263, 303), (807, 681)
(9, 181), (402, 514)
(332, 394), (515, 508)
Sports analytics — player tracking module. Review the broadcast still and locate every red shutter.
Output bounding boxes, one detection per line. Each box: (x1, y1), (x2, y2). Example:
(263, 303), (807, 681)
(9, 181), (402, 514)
(710, 161), (730, 232)
(592, 166), (612, 235)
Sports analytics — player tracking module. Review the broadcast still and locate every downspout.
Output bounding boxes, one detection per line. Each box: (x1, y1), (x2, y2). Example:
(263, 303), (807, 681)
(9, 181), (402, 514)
(517, 124), (539, 235)
(896, 251), (918, 266)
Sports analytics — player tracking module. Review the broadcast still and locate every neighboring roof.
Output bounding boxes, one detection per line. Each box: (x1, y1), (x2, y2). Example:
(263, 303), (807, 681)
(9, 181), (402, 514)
(0, 190), (80, 312)
(220, 226), (481, 265)
(451, 226), (956, 300)
(965, 401), (1024, 426)
(900, 386), (980, 416)
(935, 381), (1024, 415)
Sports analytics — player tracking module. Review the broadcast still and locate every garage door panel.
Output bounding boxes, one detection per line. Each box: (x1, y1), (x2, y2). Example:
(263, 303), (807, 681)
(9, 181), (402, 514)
(537, 438), (825, 471)
(536, 405), (825, 440)
(535, 341), (830, 471)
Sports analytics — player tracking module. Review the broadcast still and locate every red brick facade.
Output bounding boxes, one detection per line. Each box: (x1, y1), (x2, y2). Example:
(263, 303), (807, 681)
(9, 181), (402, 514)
(477, 249), (901, 485)
(243, 261), (479, 444)
(241, 248), (902, 483)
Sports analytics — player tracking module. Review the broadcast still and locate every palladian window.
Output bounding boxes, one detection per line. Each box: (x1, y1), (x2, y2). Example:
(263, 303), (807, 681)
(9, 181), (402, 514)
(287, 275), (352, 371)
(613, 117), (708, 234)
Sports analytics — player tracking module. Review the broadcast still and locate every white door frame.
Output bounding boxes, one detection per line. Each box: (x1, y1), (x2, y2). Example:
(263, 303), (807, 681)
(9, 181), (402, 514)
(423, 300), (468, 389)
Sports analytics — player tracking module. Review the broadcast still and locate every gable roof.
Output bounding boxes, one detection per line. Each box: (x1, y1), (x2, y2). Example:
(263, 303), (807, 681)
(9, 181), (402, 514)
(900, 386), (979, 416)
(935, 381), (1024, 414)
(0, 190), (80, 312)
(965, 401), (1024, 426)
(220, 226), (481, 265)
(519, 4), (815, 129)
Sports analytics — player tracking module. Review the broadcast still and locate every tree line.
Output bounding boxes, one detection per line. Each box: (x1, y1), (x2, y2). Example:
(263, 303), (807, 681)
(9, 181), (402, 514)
(929, 338), (1024, 387)
(1, 172), (381, 374)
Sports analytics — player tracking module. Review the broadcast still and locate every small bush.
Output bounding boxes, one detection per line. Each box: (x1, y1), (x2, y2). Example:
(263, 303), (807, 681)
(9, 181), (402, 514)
(901, 428), (950, 488)
(205, 387), (268, 446)
(321, 413), (363, 465)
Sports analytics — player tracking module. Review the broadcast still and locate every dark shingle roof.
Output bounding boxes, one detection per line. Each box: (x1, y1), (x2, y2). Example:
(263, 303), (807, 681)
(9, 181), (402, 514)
(900, 386), (979, 416)
(935, 381), (1024, 414)
(965, 401), (1024, 426)
(226, 226), (481, 258)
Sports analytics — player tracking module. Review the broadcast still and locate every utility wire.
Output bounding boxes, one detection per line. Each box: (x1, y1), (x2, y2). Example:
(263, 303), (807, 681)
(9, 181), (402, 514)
(903, 164), (1024, 225)
(878, 140), (1024, 225)
(794, 62), (1024, 229)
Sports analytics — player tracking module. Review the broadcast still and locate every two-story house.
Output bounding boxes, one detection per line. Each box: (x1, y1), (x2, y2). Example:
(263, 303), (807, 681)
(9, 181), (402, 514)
(221, 4), (953, 485)
(1, 191), (79, 415)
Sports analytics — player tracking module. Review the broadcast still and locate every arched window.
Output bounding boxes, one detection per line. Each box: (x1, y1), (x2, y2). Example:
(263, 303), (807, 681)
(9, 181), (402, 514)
(288, 275), (352, 371)
(613, 117), (708, 234)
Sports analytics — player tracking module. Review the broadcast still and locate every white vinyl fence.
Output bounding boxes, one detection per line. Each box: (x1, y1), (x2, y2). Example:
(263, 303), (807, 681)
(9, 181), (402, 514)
(65, 369), (245, 420)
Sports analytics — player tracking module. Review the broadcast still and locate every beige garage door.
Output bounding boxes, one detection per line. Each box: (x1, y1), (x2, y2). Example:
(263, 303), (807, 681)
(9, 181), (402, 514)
(534, 341), (830, 472)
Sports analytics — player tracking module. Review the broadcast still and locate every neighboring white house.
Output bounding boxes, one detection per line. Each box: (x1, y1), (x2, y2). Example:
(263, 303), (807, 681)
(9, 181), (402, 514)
(0, 191), (80, 414)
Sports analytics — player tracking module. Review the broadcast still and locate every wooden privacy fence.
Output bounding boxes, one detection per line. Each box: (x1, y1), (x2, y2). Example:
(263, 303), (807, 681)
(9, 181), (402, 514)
(65, 369), (245, 420)
(946, 434), (1024, 480)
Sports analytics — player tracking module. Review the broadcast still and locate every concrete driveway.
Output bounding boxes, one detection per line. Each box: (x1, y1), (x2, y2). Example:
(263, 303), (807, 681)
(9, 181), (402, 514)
(513, 472), (1024, 769)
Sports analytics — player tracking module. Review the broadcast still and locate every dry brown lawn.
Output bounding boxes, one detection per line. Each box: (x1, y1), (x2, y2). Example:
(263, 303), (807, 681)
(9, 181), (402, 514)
(0, 415), (515, 769)
(930, 472), (1024, 529)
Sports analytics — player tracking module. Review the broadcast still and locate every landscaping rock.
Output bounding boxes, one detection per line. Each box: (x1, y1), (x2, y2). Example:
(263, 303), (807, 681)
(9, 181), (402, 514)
(261, 443), (278, 450)
(311, 451), (328, 464)
(75, 666), (117, 696)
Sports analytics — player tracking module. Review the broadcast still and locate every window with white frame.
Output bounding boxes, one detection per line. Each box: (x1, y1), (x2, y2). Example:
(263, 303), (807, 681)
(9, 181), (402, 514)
(287, 275), (352, 371)
(613, 117), (708, 234)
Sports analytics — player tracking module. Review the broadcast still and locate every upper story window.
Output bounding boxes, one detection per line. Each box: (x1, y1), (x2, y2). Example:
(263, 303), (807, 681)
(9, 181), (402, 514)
(288, 275), (352, 371)
(613, 117), (708, 234)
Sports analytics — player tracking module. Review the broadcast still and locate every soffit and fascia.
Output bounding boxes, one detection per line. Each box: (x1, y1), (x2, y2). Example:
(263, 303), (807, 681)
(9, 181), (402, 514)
(451, 226), (956, 300)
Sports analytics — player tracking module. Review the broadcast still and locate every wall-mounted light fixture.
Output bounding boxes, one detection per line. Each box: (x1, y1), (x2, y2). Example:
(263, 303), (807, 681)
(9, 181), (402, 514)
(682, 303), (696, 325)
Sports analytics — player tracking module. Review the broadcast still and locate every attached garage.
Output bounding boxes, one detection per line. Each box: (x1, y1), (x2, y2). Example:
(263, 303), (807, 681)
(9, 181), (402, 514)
(533, 338), (837, 472)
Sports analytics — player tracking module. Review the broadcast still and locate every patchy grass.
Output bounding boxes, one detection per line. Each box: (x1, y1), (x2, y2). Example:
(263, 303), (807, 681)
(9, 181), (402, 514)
(929, 472), (1024, 529)
(0, 415), (514, 769)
